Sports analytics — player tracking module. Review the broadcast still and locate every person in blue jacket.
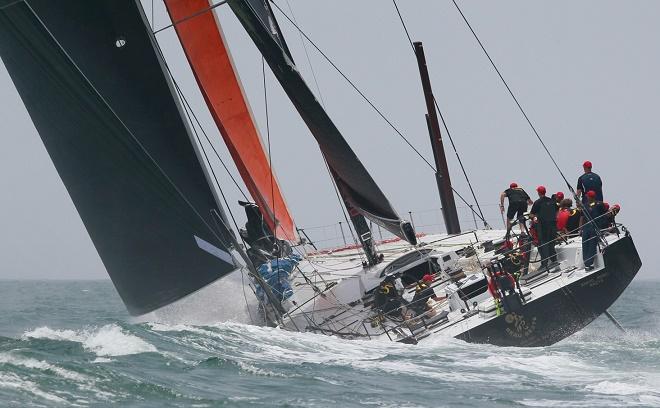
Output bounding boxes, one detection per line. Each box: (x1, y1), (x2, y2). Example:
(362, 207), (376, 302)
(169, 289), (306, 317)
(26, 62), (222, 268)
(576, 161), (603, 206)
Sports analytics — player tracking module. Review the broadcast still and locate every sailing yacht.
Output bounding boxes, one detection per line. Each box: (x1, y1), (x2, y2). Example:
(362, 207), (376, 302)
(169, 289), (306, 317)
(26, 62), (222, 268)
(0, 0), (641, 346)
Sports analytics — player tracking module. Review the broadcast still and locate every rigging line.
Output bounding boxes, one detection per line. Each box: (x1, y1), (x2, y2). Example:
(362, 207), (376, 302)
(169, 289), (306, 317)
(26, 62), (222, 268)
(240, 268), (256, 323)
(151, 36), (250, 202)
(283, 0), (326, 108)
(450, 0), (572, 189)
(174, 80), (243, 237)
(23, 0), (225, 243)
(262, 58), (277, 240)
(434, 97), (489, 227)
(151, 0), (154, 29)
(325, 158), (367, 263)
(153, 0), (228, 34)
(392, 0), (414, 50)
(392, 0), (488, 228)
(0, 0), (23, 11)
(268, 0), (437, 173)
(278, 0), (360, 256)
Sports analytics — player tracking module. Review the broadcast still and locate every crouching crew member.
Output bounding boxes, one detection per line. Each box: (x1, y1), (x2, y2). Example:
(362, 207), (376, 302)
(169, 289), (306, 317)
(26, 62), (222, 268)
(551, 191), (565, 212)
(580, 190), (607, 271)
(500, 182), (533, 238)
(530, 186), (559, 271)
(410, 274), (445, 317)
(374, 276), (407, 318)
(556, 198), (572, 236)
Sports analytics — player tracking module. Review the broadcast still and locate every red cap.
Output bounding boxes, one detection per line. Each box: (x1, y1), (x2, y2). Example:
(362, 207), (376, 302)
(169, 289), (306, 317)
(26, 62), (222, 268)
(613, 204), (621, 210)
(556, 192), (564, 200)
(422, 274), (434, 283)
(583, 160), (592, 169)
(536, 185), (546, 195)
(586, 190), (596, 198)
(603, 202), (610, 211)
(510, 182), (518, 188)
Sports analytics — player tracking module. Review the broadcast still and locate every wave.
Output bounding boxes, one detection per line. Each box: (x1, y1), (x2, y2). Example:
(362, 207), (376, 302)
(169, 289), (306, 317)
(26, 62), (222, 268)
(22, 324), (156, 357)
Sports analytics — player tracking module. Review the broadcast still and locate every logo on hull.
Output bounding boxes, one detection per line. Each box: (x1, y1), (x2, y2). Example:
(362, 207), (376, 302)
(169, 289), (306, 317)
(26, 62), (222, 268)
(504, 313), (537, 338)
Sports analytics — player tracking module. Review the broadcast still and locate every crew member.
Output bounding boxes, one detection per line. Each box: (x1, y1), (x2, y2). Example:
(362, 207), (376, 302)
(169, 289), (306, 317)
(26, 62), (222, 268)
(373, 276), (406, 318)
(530, 186), (559, 271)
(551, 191), (565, 211)
(576, 161), (603, 205)
(580, 190), (606, 271)
(409, 274), (445, 316)
(500, 182), (533, 238)
(556, 198), (573, 236)
(565, 205), (582, 237)
(605, 203), (621, 232)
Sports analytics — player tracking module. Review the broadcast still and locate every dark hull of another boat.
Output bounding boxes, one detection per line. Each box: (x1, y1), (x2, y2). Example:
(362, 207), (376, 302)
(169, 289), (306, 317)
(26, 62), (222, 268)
(455, 234), (642, 347)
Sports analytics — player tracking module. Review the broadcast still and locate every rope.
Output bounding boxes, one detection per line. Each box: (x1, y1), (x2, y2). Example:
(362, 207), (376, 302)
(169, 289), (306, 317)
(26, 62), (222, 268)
(283, 0), (326, 107)
(262, 58), (277, 239)
(434, 98), (488, 228)
(450, 0), (607, 244)
(23, 0), (225, 244)
(450, 0), (571, 190)
(392, 0), (488, 229)
(0, 0), (23, 11)
(152, 36), (250, 203)
(392, 0), (414, 50)
(173, 79), (244, 238)
(153, 0), (228, 34)
(268, 0), (437, 172)
(268, 0), (365, 262)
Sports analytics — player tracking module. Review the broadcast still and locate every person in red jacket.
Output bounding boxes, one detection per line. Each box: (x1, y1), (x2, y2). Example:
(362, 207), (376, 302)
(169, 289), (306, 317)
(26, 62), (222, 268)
(556, 198), (572, 236)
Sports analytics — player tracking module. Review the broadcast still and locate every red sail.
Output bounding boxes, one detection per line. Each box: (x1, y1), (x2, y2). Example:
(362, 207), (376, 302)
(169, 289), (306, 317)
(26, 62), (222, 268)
(164, 0), (297, 241)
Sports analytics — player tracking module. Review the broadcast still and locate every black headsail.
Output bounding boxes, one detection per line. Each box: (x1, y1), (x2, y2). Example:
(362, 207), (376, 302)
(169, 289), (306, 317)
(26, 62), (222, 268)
(228, 0), (417, 253)
(0, 0), (237, 315)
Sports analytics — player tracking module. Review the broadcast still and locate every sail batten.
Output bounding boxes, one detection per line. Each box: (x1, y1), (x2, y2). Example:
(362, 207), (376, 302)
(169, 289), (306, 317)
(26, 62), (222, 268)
(228, 0), (416, 244)
(164, 0), (297, 242)
(0, 0), (238, 315)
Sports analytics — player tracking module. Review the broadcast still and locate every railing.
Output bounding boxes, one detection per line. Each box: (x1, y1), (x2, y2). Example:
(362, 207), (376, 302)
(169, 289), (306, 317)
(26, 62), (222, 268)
(297, 204), (503, 251)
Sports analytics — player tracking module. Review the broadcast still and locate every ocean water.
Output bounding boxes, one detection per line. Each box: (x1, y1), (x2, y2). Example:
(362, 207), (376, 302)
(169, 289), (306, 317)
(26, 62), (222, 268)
(0, 280), (658, 407)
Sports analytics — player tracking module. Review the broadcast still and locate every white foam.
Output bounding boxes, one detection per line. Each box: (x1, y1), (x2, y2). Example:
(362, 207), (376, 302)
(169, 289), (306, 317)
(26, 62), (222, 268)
(0, 352), (88, 382)
(23, 324), (157, 357)
(91, 357), (114, 364)
(134, 272), (259, 326)
(585, 380), (658, 396)
(0, 372), (67, 404)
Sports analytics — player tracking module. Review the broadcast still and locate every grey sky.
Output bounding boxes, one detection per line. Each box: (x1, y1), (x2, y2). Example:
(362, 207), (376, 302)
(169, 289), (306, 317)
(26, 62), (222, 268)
(0, 0), (657, 280)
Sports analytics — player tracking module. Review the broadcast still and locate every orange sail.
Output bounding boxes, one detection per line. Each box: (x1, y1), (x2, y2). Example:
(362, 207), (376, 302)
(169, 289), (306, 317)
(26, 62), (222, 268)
(164, 0), (297, 241)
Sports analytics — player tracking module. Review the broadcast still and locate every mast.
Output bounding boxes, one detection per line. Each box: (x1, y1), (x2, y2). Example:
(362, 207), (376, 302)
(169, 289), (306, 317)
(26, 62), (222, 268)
(413, 42), (461, 234)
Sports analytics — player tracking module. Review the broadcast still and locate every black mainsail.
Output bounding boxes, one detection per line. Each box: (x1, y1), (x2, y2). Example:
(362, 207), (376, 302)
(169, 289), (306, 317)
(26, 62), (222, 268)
(229, 0), (417, 246)
(0, 0), (237, 315)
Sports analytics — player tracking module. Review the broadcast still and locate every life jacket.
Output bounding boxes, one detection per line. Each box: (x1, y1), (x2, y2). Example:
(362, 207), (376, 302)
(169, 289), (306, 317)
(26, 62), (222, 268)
(566, 208), (582, 233)
(506, 187), (529, 203)
(557, 208), (570, 231)
(529, 221), (539, 244)
(488, 271), (516, 299)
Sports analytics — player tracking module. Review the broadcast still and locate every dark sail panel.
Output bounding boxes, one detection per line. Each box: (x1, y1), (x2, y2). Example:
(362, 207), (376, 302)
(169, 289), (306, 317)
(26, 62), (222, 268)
(244, 0), (294, 61)
(0, 0), (236, 315)
(229, 0), (416, 244)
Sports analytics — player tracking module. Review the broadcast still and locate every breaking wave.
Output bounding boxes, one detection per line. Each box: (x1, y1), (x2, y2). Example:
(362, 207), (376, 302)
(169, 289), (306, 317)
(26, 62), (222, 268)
(23, 324), (157, 357)
(0, 280), (657, 407)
